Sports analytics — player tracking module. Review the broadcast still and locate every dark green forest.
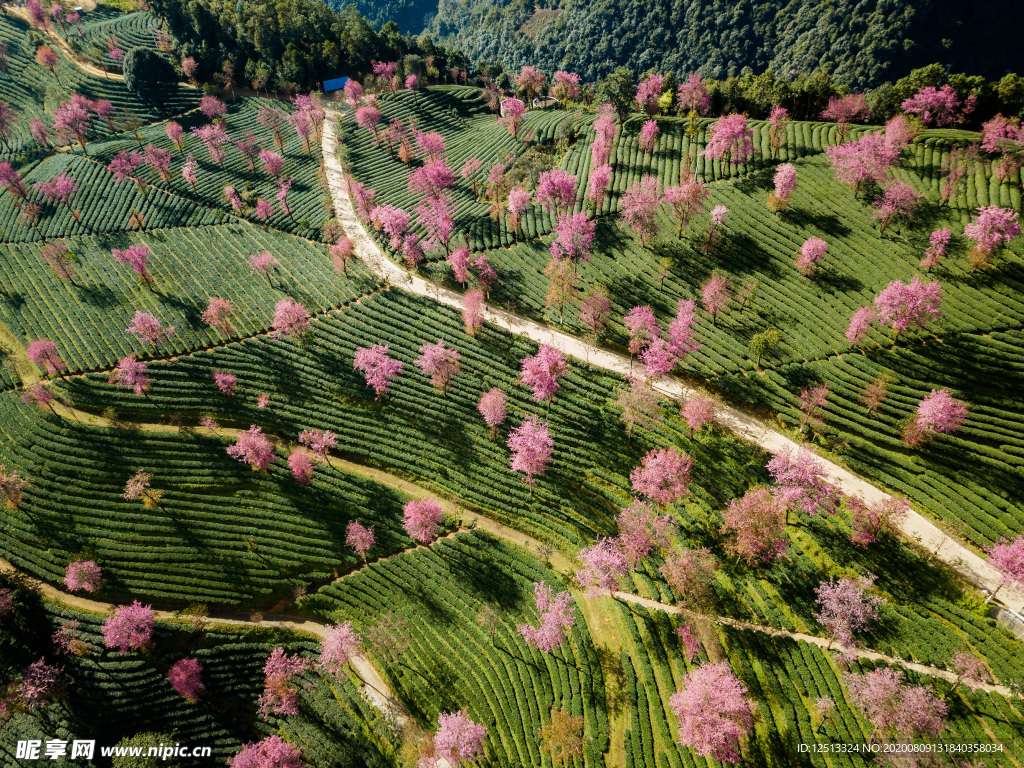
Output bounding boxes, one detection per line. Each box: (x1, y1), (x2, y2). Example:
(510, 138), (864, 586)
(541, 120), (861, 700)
(330, 0), (1020, 90)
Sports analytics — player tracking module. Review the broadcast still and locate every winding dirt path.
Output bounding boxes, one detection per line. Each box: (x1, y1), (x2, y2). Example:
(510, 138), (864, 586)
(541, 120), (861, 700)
(6, 8), (126, 81)
(0, 553), (414, 732)
(321, 112), (1024, 615)
(7, 391), (1017, 700)
(613, 593), (1018, 698)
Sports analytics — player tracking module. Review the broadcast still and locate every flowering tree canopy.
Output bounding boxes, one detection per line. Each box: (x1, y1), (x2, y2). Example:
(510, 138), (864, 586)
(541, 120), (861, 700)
(507, 417), (554, 485)
(703, 114), (754, 165)
(814, 574), (884, 646)
(229, 736), (305, 768)
(416, 340), (461, 393)
(669, 662), (757, 763)
(630, 447), (692, 504)
(519, 345), (570, 403)
(518, 581), (576, 652)
(318, 622), (362, 674)
(353, 344), (403, 397)
(403, 498), (444, 544)
(64, 560), (102, 593)
(168, 658), (204, 702)
(575, 537), (627, 595)
(102, 601), (154, 654)
(227, 425), (276, 471)
(873, 276), (942, 334)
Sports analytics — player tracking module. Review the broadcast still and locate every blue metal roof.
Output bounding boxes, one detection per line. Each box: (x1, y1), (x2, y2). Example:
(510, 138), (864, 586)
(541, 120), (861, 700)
(322, 76), (350, 92)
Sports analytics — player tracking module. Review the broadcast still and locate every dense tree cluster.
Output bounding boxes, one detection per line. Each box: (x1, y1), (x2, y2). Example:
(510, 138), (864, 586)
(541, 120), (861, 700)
(148, 0), (469, 92)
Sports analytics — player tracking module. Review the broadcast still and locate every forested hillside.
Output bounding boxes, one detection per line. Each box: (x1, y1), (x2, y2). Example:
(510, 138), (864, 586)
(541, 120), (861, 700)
(377, 0), (1022, 89)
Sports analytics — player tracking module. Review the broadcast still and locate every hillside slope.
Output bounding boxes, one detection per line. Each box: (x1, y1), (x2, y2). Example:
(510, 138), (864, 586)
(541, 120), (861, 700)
(415, 0), (1019, 88)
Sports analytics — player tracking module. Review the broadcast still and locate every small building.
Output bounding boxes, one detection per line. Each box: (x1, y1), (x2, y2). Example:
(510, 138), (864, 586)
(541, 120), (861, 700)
(532, 96), (559, 109)
(322, 76), (350, 93)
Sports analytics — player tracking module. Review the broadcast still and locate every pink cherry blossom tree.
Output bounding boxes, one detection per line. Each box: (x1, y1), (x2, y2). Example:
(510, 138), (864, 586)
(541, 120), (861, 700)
(298, 429), (337, 460)
(507, 417), (554, 486)
(821, 94), (870, 143)
(16, 659), (66, 708)
(826, 132), (900, 192)
(353, 344), (403, 397)
(846, 306), (877, 346)
(112, 243), (154, 287)
(415, 340), (461, 393)
(796, 237), (827, 277)
(681, 396), (715, 435)
(663, 178), (709, 238)
(355, 105), (381, 138)
(127, 311), (175, 348)
(498, 97), (526, 137)
(767, 446), (840, 522)
(168, 658), (204, 702)
(848, 496), (909, 548)
(639, 119), (659, 152)
(703, 114), (754, 166)
(586, 164), (612, 212)
(102, 601), (154, 653)
(701, 272), (731, 325)
(549, 211), (596, 262)
(798, 383), (830, 431)
(519, 345), (570, 404)
(27, 339), (67, 377)
(920, 228), (952, 272)
(677, 73), (712, 117)
(258, 646), (312, 717)
(963, 205), (1020, 268)
(318, 621), (362, 675)
(210, 370), (237, 396)
(873, 276), (942, 335)
(518, 581), (576, 652)
(403, 498), (444, 544)
(635, 73), (664, 115)
(615, 499), (676, 568)
(462, 288), (484, 335)
(536, 168), (578, 215)
(619, 175), (662, 245)
(551, 71), (581, 101)
(720, 486), (788, 564)
(227, 425), (275, 471)
(630, 447), (692, 504)
(288, 448), (315, 485)
(985, 534), (1024, 603)
(269, 298), (308, 339)
(579, 288), (612, 339)
(477, 388), (507, 436)
(946, 651), (992, 698)
(814, 574), (884, 647)
(901, 85), (963, 127)
(345, 521), (375, 562)
(669, 662), (757, 763)
(916, 389), (968, 435)
(432, 709), (488, 767)
(64, 560), (102, 592)
(202, 297), (235, 335)
(506, 186), (531, 234)
(659, 546), (720, 610)
(873, 181), (922, 234)
(624, 304), (660, 362)
(845, 668), (947, 741)
(575, 537), (627, 595)
(229, 736), (304, 768)
(109, 356), (151, 395)
(330, 237), (355, 275)
(768, 163), (797, 211)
